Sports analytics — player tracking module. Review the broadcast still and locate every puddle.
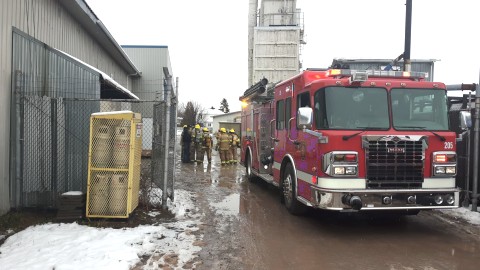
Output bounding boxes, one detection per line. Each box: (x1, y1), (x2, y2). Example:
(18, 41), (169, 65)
(210, 193), (240, 216)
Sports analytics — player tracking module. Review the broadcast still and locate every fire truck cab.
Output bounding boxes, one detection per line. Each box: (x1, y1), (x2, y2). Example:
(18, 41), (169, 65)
(240, 68), (460, 215)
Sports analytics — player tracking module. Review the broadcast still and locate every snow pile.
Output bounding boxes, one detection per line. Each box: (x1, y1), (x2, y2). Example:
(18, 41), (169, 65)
(0, 189), (203, 270)
(439, 205), (480, 225)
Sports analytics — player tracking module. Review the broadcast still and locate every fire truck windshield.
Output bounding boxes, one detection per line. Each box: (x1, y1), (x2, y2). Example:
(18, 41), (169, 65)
(391, 88), (449, 131)
(314, 87), (389, 130)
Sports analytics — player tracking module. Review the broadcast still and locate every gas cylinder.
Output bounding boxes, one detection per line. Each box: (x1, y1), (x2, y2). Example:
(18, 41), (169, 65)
(110, 173), (127, 215)
(92, 125), (112, 167)
(89, 173), (109, 215)
(112, 126), (130, 168)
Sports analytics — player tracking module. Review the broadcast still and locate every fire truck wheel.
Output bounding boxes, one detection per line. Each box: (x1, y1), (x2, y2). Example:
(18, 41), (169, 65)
(245, 152), (256, 182)
(282, 163), (307, 215)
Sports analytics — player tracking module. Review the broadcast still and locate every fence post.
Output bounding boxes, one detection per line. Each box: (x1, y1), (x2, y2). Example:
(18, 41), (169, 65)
(473, 82), (479, 212)
(162, 68), (172, 210)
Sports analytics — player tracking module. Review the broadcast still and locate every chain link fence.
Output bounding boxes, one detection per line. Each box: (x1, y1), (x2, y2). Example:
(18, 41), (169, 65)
(10, 94), (176, 210)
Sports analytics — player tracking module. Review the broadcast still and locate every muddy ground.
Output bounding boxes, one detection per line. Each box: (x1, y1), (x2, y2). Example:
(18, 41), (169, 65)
(2, 142), (480, 269)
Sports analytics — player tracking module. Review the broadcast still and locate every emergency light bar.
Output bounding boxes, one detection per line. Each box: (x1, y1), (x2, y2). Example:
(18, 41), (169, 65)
(328, 69), (428, 80)
(352, 71), (368, 82)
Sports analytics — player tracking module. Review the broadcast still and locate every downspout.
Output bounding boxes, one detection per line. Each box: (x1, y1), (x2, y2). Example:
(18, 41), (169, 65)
(126, 72), (141, 92)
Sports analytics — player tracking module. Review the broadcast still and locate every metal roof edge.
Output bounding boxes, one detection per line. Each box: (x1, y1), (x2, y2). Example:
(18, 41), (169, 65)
(63, 0), (142, 76)
(51, 47), (139, 100)
(95, 20), (142, 76)
(122, 45), (169, 49)
(212, 111), (242, 118)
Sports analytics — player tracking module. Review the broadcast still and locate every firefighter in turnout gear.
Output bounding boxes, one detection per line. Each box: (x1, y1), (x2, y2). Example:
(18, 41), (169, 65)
(190, 124), (203, 163)
(180, 125), (191, 163)
(215, 128), (221, 144)
(216, 127), (232, 165)
(229, 129), (240, 164)
(198, 127), (213, 163)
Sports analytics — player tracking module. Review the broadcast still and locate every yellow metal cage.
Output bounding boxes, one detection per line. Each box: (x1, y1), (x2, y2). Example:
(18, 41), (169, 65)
(86, 111), (142, 218)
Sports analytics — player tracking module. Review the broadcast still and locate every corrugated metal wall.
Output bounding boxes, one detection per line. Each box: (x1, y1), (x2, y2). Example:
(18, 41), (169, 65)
(0, 0), (136, 214)
(122, 46), (172, 118)
(11, 31), (102, 208)
(122, 46), (173, 151)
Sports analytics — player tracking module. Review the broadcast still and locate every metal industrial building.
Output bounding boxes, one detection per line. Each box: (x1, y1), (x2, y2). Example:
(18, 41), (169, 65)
(122, 46), (174, 152)
(0, 0), (174, 215)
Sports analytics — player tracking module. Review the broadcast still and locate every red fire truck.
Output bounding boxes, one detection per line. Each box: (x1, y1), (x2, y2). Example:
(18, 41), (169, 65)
(240, 68), (460, 215)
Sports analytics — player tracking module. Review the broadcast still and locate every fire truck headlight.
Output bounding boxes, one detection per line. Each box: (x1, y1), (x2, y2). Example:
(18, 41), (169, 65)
(323, 151), (359, 177)
(334, 167), (345, 175)
(432, 151), (456, 177)
(333, 166), (357, 176)
(435, 166), (446, 174)
(433, 165), (456, 176)
(345, 166), (356, 175)
(445, 166), (456, 174)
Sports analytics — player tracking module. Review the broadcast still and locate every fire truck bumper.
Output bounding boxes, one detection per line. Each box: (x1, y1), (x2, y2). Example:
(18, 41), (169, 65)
(311, 187), (460, 211)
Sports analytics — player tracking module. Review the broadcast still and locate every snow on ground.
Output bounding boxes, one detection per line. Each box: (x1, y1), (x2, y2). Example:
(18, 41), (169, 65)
(0, 189), (203, 270)
(439, 204), (480, 225)
(0, 190), (479, 270)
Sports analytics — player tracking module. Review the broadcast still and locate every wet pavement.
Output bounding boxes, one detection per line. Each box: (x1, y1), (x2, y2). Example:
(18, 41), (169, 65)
(174, 146), (480, 270)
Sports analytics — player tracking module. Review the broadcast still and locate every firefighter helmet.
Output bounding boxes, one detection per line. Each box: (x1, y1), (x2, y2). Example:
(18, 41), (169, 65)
(220, 127), (226, 133)
(229, 129), (235, 133)
(195, 124), (200, 129)
(203, 127), (209, 132)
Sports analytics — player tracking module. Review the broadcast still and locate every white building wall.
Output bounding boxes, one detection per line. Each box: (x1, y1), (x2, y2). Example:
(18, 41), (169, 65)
(212, 111), (242, 135)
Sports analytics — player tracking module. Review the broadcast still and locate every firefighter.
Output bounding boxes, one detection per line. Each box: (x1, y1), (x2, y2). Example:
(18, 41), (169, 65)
(215, 128), (221, 145)
(190, 124), (203, 163)
(200, 127), (213, 163)
(229, 128), (240, 164)
(216, 127), (232, 165)
(180, 125), (191, 163)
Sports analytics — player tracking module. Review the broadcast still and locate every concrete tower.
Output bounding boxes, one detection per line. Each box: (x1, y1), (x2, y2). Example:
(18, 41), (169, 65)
(247, 0), (305, 86)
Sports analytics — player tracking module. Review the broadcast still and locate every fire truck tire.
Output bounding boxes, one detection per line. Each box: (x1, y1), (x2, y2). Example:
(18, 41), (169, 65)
(245, 152), (256, 182)
(282, 163), (307, 215)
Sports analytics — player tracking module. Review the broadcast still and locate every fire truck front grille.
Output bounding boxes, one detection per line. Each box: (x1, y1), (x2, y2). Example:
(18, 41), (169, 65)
(366, 139), (424, 189)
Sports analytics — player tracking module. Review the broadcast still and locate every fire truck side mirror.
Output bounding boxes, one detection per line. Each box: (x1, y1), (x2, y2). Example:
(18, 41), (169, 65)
(297, 107), (313, 129)
(459, 111), (471, 131)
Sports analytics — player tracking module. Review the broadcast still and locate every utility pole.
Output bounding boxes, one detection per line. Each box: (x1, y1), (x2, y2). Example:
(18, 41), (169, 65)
(403, 0), (412, 72)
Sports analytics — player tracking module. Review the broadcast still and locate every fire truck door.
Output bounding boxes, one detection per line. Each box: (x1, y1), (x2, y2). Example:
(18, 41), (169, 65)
(258, 107), (274, 174)
(273, 98), (289, 181)
(290, 97), (317, 199)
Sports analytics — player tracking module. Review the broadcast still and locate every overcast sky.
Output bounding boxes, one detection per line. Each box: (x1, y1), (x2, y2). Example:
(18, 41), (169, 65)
(86, 0), (480, 111)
